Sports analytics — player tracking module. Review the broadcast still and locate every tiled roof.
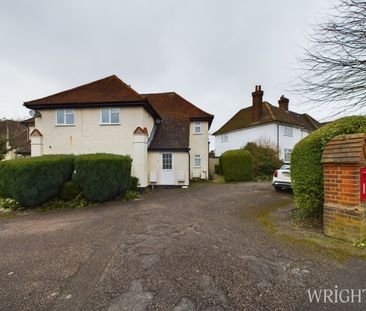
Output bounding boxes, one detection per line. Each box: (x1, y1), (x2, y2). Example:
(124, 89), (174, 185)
(144, 92), (213, 150)
(24, 75), (145, 106)
(20, 117), (35, 126)
(22, 76), (213, 151)
(213, 102), (321, 135)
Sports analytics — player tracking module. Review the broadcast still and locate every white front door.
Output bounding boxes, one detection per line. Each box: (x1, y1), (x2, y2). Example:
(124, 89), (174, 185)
(161, 153), (174, 185)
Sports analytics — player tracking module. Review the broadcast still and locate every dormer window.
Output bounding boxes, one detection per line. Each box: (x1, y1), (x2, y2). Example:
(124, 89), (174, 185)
(194, 121), (202, 134)
(56, 109), (75, 125)
(101, 107), (120, 124)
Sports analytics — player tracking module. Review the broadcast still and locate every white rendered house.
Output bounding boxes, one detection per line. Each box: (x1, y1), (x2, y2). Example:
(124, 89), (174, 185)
(23, 75), (213, 187)
(213, 85), (321, 161)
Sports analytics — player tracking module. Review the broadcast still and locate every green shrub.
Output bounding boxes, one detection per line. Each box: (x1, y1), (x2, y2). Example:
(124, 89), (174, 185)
(130, 176), (139, 191)
(219, 157), (223, 175)
(73, 153), (132, 202)
(58, 181), (82, 201)
(122, 190), (142, 201)
(37, 194), (89, 212)
(214, 164), (222, 175)
(221, 149), (253, 182)
(0, 197), (21, 210)
(0, 155), (74, 207)
(292, 116), (366, 218)
(243, 142), (282, 177)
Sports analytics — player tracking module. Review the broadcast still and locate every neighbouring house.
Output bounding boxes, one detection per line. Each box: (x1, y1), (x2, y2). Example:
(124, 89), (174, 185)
(23, 75), (213, 187)
(0, 119), (31, 160)
(213, 85), (321, 161)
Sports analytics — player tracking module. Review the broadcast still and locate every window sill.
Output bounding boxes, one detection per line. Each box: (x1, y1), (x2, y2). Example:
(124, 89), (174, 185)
(193, 166), (202, 168)
(100, 123), (121, 126)
(55, 124), (75, 127)
(193, 132), (202, 135)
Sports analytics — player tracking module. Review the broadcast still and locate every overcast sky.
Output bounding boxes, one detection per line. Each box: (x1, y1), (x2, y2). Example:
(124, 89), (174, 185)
(1, 0), (338, 136)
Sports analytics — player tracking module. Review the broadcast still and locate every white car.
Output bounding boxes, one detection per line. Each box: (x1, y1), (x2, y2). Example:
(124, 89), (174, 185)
(272, 162), (291, 191)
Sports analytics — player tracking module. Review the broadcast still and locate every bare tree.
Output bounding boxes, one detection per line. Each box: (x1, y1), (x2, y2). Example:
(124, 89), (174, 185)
(297, 0), (366, 117)
(0, 120), (28, 160)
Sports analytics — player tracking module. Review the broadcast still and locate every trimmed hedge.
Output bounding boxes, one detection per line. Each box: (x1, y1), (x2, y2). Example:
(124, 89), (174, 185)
(73, 153), (132, 202)
(243, 142), (282, 177)
(0, 155), (74, 207)
(221, 149), (253, 182)
(130, 176), (139, 191)
(292, 116), (366, 218)
(58, 180), (82, 201)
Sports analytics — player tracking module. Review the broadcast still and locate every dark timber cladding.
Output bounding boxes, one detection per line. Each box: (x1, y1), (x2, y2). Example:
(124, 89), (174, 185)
(321, 133), (366, 164)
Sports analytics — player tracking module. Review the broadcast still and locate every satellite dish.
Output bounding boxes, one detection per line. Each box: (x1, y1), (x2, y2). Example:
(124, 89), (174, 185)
(29, 110), (41, 118)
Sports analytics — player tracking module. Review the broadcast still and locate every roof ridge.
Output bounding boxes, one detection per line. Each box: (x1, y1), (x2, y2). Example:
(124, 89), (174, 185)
(173, 92), (214, 117)
(113, 75), (144, 98)
(302, 113), (321, 129)
(24, 75), (119, 104)
(142, 91), (176, 95)
(264, 102), (276, 121)
(24, 75), (145, 105)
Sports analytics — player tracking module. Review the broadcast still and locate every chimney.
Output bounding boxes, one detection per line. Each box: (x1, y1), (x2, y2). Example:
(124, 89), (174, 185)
(252, 85), (264, 121)
(278, 95), (289, 111)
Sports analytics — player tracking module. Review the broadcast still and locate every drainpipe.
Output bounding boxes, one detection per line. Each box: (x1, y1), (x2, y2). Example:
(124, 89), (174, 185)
(188, 152), (191, 182)
(277, 123), (280, 157)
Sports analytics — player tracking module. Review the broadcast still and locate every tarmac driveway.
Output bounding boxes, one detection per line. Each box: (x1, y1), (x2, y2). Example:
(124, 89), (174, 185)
(1, 182), (366, 310)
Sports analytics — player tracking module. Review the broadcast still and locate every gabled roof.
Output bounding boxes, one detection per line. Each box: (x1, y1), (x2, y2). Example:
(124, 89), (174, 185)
(30, 129), (43, 137)
(23, 75), (160, 119)
(213, 102), (321, 135)
(22, 76), (213, 151)
(24, 75), (145, 106)
(144, 92), (213, 150)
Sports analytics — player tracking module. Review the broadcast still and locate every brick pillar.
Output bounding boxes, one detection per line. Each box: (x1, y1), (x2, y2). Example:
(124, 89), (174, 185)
(323, 164), (366, 241)
(322, 134), (366, 242)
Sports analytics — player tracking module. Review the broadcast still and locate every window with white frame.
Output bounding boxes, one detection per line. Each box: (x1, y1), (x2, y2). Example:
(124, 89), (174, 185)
(194, 154), (202, 167)
(221, 134), (228, 142)
(101, 107), (120, 124)
(56, 109), (75, 125)
(162, 153), (172, 170)
(284, 126), (293, 137)
(284, 148), (292, 162)
(194, 121), (202, 134)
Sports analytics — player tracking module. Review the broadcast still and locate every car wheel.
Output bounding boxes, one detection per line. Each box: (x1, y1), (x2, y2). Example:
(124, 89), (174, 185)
(274, 186), (281, 192)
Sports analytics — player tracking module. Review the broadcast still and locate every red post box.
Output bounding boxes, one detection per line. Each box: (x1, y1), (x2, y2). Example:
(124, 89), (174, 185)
(360, 167), (366, 201)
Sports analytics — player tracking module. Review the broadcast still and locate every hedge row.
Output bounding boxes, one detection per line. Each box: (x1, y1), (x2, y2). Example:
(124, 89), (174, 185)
(73, 154), (132, 202)
(292, 116), (366, 218)
(0, 153), (132, 207)
(243, 142), (281, 177)
(221, 149), (253, 182)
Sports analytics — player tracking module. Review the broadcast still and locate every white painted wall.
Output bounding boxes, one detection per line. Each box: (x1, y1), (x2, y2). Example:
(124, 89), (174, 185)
(133, 133), (148, 187)
(34, 107), (154, 156)
(214, 122), (310, 161)
(32, 107), (210, 186)
(33, 106), (155, 182)
(189, 121), (209, 179)
(148, 151), (189, 186)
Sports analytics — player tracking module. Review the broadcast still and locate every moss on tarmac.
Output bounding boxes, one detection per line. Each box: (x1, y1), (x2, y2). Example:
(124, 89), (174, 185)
(254, 194), (366, 263)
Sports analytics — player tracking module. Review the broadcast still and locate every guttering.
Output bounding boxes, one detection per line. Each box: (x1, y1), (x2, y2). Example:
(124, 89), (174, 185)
(148, 147), (190, 152)
(23, 100), (161, 120)
(190, 116), (214, 128)
(277, 123), (280, 155)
